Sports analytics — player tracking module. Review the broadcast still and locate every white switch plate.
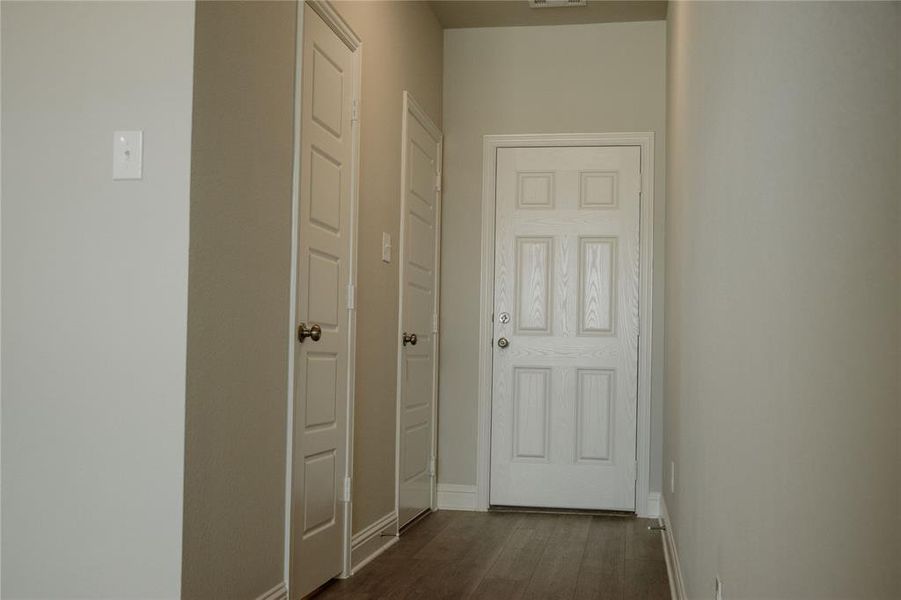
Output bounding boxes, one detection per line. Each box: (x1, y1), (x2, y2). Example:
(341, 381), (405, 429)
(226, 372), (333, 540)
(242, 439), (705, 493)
(113, 130), (143, 180)
(381, 232), (392, 263)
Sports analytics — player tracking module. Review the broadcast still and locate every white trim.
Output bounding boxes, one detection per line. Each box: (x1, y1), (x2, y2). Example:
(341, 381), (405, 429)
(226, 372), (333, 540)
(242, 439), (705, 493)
(308, 0), (360, 51)
(349, 512), (399, 575)
(341, 18), (363, 582)
(283, 2), (306, 586)
(660, 496), (686, 600)
(352, 511), (398, 546)
(436, 484), (478, 511)
(395, 91), (444, 531)
(646, 492), (661, 518)
(255, 582), (289, 600)
(403, 90), (443, 142)
(476, 133), (656, 516)
(285, 0), (363, 593)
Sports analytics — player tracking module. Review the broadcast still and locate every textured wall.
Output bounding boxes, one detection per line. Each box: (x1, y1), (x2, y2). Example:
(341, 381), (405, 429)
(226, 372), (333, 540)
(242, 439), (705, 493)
(441, 22), (667, 490)
(330, 1), (444, 534)
(181, 2), (296, 598)
(1, 2), (195, 597)
(665, 2), (901, 597)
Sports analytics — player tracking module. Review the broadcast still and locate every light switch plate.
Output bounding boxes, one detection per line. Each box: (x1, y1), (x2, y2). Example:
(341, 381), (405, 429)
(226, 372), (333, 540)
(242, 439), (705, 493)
(113, 130), (143, 180)
(381, 232), (392, 263)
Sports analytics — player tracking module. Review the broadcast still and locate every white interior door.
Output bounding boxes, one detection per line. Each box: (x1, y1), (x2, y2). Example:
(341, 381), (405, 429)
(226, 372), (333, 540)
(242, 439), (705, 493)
(290, 5), (357, 597)
(396, 92), (442, 529)
(489, 146), (641, 511)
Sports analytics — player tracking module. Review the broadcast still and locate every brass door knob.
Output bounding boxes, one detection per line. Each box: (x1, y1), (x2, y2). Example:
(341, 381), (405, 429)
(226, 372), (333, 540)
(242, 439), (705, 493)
(298, 323), (322, 343)
(402, 332), (418, 346)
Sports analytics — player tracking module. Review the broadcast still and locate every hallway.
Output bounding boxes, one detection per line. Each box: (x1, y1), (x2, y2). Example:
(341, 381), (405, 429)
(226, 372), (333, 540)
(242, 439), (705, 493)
(3, 2), (900, 598)
(314, 511), (669, 599)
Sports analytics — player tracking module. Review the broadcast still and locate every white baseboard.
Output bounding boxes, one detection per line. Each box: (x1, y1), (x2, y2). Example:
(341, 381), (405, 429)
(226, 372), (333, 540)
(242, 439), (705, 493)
(255, 582), (288, 600)
(660, 495), (686, 600)
(350, 511), (398, 575)
(434, 485), (658, 515)
(646, 492), (661, 518)
(437, 483), (478, 511)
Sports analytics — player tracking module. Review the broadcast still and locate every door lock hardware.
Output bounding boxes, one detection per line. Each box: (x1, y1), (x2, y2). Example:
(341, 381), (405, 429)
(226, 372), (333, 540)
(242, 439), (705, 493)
(402, 332), (418, 346)
(298, 323), (322, 343)
(497, 337), (509, 349)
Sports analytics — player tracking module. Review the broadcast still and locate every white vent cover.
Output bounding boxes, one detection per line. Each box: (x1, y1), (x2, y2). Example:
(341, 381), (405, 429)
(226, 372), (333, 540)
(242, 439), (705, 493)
(529, 0), (587, 7)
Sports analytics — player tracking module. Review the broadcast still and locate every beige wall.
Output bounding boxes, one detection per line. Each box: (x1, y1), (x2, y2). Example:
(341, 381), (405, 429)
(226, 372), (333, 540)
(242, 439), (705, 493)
(0, 0), (443, 593)
(330, 1), (444, 533)
(181, 2), (296, 598)
(665, 2), (901, 597)
(183, 0), (445, 584)
(0, 2), (195, 597)
(440, 22), (667, 490)
(898, 12), (901, 582)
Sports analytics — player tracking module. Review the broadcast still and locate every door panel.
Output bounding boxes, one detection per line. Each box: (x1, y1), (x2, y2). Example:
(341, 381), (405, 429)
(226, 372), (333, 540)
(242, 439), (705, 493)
(490, 146), (640, 511)
(397, 95), (442, 529)
(291, 5), (354, 597)
(515, 237), (552, 334)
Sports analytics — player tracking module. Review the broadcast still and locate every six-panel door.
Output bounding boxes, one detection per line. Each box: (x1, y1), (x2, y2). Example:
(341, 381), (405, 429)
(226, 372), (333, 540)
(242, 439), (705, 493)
(490, 146), (641, 511)
(398, 98), (441, 529)
(291, 5), (354, 597)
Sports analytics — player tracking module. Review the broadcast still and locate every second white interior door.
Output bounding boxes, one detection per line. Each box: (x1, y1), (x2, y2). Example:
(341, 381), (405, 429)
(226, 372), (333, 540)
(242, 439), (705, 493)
(396, 92), (442, 529)
(490, 145), (641, 511)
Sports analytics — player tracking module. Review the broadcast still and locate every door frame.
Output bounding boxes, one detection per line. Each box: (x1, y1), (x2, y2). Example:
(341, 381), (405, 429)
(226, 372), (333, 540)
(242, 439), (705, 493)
(284, 0), (362, 589)
(394, 91), (443, 528)
(475, 133), (656, 517)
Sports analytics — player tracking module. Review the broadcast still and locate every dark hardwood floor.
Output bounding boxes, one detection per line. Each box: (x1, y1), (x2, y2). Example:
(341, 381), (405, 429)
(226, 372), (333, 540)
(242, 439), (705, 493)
(313, 510), (670, 600)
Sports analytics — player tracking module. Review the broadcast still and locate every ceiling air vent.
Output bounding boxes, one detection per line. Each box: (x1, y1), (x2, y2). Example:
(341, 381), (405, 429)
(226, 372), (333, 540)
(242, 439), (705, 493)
(529, 0), (587, 7)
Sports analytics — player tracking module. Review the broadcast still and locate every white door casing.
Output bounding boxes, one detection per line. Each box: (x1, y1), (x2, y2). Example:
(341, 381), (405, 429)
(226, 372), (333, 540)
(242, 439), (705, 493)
(476, 134), (656, 517)
(289, 3), (360, 597)
(396, 92), (442, 529)
(489, 145), (642, 511)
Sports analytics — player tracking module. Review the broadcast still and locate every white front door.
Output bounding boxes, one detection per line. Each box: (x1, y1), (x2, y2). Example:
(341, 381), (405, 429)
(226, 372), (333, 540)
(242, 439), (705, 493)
(489, 146), (641, 511)
(290, 5), (357, 597)
(396, 93), (442, 529)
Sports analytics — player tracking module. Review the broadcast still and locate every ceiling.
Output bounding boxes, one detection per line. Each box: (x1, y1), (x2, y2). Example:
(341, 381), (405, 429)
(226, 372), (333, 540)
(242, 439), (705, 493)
(428, 0), (668, 29)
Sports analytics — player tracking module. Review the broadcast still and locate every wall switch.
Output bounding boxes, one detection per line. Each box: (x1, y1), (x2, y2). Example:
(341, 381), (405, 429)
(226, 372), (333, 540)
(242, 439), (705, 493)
(670, 461), (676, 494)
(113, 131), (143, 180)
(381, 232), (392, 263)
(715, 577), (724, 600)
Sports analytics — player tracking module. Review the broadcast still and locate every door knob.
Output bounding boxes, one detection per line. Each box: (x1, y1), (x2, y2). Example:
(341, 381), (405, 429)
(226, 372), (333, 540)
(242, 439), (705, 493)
(298, 323), (322, 343)
(497, 337), (509, 349)
(402, 332), (417, 346)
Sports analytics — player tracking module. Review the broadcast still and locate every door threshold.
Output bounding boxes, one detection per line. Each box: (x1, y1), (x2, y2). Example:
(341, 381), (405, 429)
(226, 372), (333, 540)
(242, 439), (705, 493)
(489, 505), (635, 518)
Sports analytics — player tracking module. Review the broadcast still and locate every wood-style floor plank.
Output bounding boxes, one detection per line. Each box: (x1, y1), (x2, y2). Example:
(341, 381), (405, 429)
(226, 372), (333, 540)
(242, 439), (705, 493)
(387, 510), (456, 558)
(517, 515), (593, 599)
(624, 518), (665, 561)
(623, 559), (670, 600)
(521, 538), (587, 600)
(471, 516), (559, 599)
(574, 516), (628, 600)
(405, 512), (523, 599)
(312, 510), (669, 600)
